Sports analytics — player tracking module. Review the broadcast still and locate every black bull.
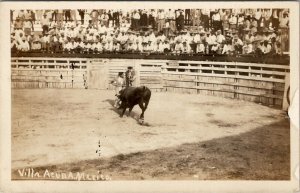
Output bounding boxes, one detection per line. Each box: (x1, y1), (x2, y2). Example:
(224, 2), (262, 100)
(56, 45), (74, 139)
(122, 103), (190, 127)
(118, 86), (151, 120)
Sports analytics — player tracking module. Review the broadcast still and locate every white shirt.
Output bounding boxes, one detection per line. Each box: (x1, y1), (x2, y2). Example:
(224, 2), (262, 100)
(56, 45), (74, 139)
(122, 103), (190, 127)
(18, 41), (30, 51)
(216, 34), (225, 44)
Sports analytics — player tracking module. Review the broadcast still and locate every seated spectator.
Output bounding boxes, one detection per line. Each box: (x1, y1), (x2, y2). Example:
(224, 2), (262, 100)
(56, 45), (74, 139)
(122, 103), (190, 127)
(95, 40), (103, 53)
(274, 42), (282, 55)
(232, 34), (243, 54)
(18, 37), (30, 52)
(242, 39), (253, 54)
(155, 39), (162, 53)
(211, 42), (219, 54)
(163, 39), (170, 53)
(41, 33), (50, 52)
(31, 37), (42, 51)
(222, 40), (233, 55)
(174, 39), (183, 54)
(127, 40), (137, 52)
(263, 40), (272, 54)
(182, 41), (191, 53)
(206, 31), (217, 52)
(216, 29), (225, 44)
(11, 37), (18, 52)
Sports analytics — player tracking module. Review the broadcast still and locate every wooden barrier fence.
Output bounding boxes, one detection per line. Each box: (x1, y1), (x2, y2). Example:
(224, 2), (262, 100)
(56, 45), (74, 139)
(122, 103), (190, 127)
(11, 57), (289, 108)
(11, 58), (88, 89)
(162, 60), (289, 107)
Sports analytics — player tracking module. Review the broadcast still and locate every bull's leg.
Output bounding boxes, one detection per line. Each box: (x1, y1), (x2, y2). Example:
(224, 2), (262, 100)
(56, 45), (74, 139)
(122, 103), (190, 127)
(120, 107), (126, 118)
(128, 105), (134, 117)
(138, 102), (145, 119)
(139, 100), (149, 120)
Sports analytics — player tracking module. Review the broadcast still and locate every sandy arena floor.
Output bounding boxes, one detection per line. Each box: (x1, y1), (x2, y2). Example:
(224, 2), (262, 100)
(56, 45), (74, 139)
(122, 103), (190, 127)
(11, 89), (290, 180)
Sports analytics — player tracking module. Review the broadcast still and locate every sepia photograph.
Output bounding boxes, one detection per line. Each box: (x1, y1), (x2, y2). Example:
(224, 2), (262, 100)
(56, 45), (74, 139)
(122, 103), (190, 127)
(0, 1), (299, 193)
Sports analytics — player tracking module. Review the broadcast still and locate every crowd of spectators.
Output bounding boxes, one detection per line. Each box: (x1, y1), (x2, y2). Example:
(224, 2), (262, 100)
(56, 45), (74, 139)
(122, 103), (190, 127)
(11, 9), (289, 56)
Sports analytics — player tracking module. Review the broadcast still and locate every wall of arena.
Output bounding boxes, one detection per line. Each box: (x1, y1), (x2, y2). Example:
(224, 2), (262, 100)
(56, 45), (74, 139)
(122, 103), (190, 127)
(11, 57), (290, 109)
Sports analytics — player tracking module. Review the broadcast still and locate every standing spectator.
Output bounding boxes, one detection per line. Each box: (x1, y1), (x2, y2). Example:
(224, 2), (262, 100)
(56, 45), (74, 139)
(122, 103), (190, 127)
(176, 10), (184, 31)
(264, 9), (272, 28)
(10, 10), (14, 23)
(201, 9), (210, 31)
(157, 10), (166, 33)
(185, 9), (191, 25)
(78, 9), (85, 25)
(279, 10), (289, 52)
(250, 16), (258, 34)
(101, 12), (110, 27)
(23, 19), (33, 36)
(52, 10), (58, 22)
(84, 10), (91, 25)
(271, 9), (279, 30)
(229, 13), (237, 33)
(279, 10), (289, 28)
(254, 9), (262, 31)
(140, 10), (148, 28)
(41, 14), (50, 35)
(107, 10), (113, 27)
(166, 9), (176, 34)
(221, 9), (230, 34)
(90, 9), (99, 29)
(57, 10), (64, 28)
(191, 9), (201, 28)
(237, 13), (245, 35)
(65, 9), (71, 22)
(70, 9), (77, 23)
(35, 10), (43, 24)
(212, 10), (222, 32)
(113, 10), (120, 27)
(125, 66), (136, 87)
(148, 9), (157, 30)
(132, 10), (140, 30)
(18, 10), (25, 22)
(14, 17), (24, 30)
(24, 10), (34, 30)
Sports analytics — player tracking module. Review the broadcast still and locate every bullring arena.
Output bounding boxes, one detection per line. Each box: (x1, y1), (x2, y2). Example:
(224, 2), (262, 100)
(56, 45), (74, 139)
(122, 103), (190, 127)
(11, 55), (290, 180)
(10, 7), (291, 181)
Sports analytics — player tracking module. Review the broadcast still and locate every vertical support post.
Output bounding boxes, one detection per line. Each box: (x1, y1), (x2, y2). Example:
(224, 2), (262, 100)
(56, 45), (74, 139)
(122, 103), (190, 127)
(135, 60), (141, 87)
(282, 73), (290, 111)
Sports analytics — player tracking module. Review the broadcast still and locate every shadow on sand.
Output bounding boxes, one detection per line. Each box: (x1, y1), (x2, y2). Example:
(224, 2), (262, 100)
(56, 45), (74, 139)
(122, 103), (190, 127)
(104, 99), (150, 126)
(12, 118), (290, 180)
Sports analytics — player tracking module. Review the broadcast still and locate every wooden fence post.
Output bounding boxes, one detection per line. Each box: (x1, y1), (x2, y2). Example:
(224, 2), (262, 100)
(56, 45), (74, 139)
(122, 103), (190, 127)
(282, 73), (290, 111)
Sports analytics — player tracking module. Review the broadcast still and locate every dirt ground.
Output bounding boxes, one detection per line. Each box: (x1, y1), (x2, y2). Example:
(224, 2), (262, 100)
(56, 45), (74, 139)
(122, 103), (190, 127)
(11, 89), (290, 180)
